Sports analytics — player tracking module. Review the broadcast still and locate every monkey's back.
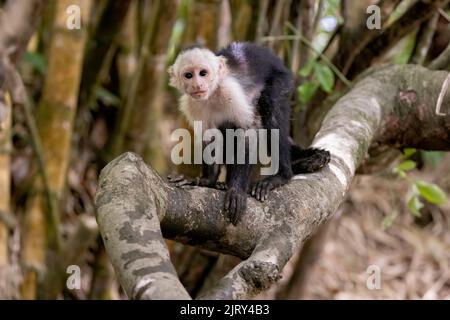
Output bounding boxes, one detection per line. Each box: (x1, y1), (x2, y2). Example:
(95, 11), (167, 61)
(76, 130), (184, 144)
(216, 42), (293, 88)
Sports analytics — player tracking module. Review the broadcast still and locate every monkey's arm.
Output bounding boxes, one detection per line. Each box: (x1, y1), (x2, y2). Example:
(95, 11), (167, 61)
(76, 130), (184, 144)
(224, 162), (252, 225)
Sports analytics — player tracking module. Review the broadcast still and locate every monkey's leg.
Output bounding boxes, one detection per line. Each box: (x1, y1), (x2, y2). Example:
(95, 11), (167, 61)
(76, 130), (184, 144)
(224, 162), (252, 225)
(290, 144), (330, 174)
(251, 136), (293, 201)
(251, 75), (293, 201)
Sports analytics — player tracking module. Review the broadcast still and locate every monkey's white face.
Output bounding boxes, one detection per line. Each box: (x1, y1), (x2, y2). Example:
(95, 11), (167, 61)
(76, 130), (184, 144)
(180, 65), (216, 100)
(168, 48), (229, 101)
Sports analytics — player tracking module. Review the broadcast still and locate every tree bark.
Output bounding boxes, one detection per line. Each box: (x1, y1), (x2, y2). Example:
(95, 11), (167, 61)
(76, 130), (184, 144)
(95, 64), (450, 299)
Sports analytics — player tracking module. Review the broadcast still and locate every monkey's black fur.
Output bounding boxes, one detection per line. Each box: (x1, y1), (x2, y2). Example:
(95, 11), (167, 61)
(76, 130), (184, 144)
(169, 42), (330, 225)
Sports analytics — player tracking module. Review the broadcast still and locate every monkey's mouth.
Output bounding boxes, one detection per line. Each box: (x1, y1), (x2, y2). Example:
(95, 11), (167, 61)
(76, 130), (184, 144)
(192, 90), (207, 95)
(190, 91), (208, 99)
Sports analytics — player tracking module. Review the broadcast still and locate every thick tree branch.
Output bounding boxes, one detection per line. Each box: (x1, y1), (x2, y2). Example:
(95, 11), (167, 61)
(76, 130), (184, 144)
(95, 65), (450, 299)
(95, 157), (190, 300)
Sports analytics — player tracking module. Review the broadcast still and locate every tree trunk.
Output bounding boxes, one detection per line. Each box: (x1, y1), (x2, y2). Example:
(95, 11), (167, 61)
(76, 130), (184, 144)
(21, 0), (92, 299)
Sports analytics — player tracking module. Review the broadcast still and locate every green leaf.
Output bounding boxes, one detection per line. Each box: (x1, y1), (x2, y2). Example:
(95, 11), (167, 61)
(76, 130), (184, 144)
(407, 195), (423, 217)
(402, 148), (416, 158)
(397, 160), (416, 172)
(297, 82), (319, 104)
(415, 180), (448, 205)
(299, 60), (315, 77)
(314, 62), (335, 93)
(24, 52), (46, 74)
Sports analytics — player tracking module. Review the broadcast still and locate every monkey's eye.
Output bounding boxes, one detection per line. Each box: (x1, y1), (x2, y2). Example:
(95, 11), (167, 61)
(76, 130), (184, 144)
(184, 72), (193, 79)
(199, 69), (208, 77)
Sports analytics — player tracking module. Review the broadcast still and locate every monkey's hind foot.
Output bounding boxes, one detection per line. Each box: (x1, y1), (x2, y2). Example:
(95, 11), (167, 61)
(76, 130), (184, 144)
(167, 174), (199, 187)
(168, 174), (226, 190)
(291, 147), (330, 174)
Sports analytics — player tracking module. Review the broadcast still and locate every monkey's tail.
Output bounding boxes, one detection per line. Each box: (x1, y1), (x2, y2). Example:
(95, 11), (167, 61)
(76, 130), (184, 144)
(290, 144), (331, 174)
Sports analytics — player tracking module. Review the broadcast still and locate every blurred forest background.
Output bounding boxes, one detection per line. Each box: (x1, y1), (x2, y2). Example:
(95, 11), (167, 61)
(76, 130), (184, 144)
(0, 0), (449, 299)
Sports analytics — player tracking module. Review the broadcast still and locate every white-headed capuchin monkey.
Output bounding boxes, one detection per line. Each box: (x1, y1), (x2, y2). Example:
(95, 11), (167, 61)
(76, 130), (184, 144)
(167, 42), (330, 225)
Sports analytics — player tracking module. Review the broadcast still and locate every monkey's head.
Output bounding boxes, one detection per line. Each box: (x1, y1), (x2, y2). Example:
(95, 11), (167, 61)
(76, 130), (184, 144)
(168, 48), (228, 100)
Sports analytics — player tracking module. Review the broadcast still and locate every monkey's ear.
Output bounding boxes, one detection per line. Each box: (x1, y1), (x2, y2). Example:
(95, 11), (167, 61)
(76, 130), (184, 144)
(167, 65), (174, 76)
(217, 56), (229, 80)
(167, 65), (179, 88)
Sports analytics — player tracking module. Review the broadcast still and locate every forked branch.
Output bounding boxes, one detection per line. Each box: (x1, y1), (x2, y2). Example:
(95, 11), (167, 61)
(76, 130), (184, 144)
(95, 65), (450, 299)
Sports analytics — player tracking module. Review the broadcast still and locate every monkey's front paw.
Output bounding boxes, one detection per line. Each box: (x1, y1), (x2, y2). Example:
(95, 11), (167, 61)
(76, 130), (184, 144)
(224, 188), (247, 225)
(251, 179), (273, 202)
(251, 176), (288, 202)
(167, 174), (198, 187)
